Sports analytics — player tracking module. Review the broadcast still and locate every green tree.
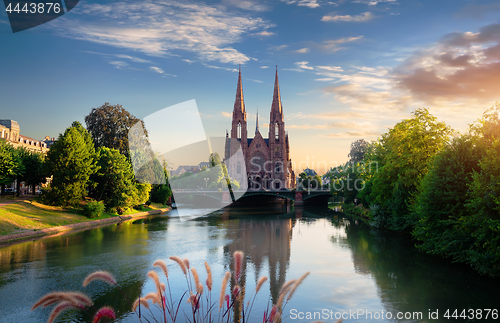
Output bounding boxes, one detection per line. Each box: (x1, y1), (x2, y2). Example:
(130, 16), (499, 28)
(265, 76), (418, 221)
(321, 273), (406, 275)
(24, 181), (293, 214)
(85, 103), (142, 156)
(92, 147), (151, 213)
(23, 151), (47, 194)
(412, 135), (482, 260)
(364, 108), (452, 231)
(45, 122), (98, 206)
(0, 141), (22, 195)
(151, 166), (172, 205)
(348, 139), (368, 163)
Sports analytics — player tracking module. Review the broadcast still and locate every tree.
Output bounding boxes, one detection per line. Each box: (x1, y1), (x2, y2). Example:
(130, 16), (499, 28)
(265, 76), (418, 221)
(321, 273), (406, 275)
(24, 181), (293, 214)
(364, 108), (452, 231)
(348, 139), (368, 163)
(209, 152), (222, 167)
(412, 135), (482, 260)
(85, 103), (142, 156)
(92, 147), (151, 213)
(23, 151), (47, 194)
(0, 140), (22, 195)
(45, 122), (99, 206)
(151, 166), (172, 205)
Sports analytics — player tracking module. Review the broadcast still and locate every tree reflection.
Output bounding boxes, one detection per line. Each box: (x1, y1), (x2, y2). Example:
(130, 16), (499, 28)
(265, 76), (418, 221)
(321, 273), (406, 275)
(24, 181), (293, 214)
(334, 215), (500, 321)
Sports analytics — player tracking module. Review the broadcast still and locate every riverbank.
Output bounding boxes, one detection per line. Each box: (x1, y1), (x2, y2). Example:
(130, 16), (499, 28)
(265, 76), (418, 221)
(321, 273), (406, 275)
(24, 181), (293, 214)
(0, 199), (171, 244)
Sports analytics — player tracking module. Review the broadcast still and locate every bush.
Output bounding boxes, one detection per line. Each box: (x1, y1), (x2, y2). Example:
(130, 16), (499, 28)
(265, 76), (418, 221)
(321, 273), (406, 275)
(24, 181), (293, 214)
(83, 201), (105, 218)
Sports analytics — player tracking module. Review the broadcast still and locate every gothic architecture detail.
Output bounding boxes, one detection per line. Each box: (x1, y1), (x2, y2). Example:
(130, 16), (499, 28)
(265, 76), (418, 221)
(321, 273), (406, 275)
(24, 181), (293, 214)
(224, 67), (295, 190)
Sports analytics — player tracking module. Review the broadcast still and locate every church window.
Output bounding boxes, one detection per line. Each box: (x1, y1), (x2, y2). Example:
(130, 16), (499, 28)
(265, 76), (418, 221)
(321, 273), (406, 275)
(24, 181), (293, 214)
(237, 162), (241, 174)
(275, 162), (281, 173)
(237, 122), (242, 139)
(275, 123), (279, 141)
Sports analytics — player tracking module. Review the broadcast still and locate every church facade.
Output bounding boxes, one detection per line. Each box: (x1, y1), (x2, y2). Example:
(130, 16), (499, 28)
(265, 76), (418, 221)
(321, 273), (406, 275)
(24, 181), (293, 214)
(224, 68), (295, 190)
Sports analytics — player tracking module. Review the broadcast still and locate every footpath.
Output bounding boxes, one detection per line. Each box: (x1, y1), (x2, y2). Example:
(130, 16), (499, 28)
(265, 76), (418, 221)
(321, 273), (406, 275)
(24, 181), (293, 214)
(0, 206), (171, 245)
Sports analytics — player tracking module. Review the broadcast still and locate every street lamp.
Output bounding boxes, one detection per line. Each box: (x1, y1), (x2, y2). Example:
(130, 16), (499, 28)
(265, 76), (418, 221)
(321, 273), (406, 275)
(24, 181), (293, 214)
(204, 177), (209, 189)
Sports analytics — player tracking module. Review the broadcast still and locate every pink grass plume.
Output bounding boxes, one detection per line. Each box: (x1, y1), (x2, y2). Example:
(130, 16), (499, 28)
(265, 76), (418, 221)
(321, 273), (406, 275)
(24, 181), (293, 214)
(92, 306), (116, 323)
(82, 271), (116, 287)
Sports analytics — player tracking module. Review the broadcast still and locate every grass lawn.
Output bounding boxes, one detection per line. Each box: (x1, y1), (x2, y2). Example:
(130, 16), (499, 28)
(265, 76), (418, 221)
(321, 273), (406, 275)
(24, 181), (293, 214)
(0, 200), (166, 236)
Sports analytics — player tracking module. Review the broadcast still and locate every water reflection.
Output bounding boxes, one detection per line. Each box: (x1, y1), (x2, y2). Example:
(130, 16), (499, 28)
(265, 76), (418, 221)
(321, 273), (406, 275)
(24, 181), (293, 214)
(0, 207), (499, 323)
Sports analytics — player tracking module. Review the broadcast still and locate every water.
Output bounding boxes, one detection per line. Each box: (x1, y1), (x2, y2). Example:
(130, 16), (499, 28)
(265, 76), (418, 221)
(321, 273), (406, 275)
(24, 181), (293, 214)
(0, 205), (499, 323)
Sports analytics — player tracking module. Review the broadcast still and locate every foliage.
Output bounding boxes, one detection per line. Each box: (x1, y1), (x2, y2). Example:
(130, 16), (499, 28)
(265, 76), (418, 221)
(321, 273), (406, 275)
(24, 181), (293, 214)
(91, 147), (151, 213)
(83, 200), (105, 218)
(0, 141), (23, 194)
(362, 108), (452, 231)
(297, 172), (322, 190)
(348, 139), (368, 163)
(44, 122), (99, 207)
(412, 135), (482, 260)
(85, 102), (142, 156)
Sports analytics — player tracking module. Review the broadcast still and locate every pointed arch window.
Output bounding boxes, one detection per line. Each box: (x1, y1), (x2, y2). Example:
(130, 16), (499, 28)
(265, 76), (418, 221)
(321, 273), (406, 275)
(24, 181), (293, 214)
(237, 122), (242, 140)
(275, 122), (279, 141)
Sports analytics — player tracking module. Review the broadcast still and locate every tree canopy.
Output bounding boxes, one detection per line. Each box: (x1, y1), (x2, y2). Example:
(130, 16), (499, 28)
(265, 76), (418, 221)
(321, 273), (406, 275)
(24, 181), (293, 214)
(85, 103), (142, 156)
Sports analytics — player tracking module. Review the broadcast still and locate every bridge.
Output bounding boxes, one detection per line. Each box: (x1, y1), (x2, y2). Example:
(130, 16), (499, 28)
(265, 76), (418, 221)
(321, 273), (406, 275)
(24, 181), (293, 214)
(171, 189), (332, 207)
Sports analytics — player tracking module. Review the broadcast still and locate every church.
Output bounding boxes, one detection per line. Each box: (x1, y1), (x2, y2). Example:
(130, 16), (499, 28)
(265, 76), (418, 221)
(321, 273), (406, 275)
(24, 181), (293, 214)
(224, 67), (295, 190)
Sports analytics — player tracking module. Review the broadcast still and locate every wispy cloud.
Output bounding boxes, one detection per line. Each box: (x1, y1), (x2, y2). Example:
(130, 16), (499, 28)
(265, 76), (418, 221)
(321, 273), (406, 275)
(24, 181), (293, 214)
(221, 111), (232, 118)
(282, 0), (320, 8)
(268, 44), (288, 52)
(260, 66), (269, 69)
(322, 12), (374, 22)
(109, 61), (129, 69)
(352, 0), (397, 5)
(295, 61), (314, 70)
(150, 66), (164, 74)
(253, 31), (275, 37)
(295, 47), (310, 53)
(222, 0), (270, 12)
(51, 0), (271, 65)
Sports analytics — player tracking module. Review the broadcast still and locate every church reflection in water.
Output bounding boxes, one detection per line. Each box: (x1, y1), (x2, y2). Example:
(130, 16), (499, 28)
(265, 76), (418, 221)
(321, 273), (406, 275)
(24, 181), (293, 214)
(219, 207), (296, 322)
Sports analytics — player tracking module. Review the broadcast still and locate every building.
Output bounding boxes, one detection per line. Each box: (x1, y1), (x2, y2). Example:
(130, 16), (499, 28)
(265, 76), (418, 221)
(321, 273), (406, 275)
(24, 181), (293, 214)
(0, 119), (53, 194)
(0, 119), (51, 153)
(224, 67), (295, 190)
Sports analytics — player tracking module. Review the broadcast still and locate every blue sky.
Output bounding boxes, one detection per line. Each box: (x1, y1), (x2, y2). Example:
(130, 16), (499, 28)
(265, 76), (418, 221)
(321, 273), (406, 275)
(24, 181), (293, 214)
(1, 0), (500, 173)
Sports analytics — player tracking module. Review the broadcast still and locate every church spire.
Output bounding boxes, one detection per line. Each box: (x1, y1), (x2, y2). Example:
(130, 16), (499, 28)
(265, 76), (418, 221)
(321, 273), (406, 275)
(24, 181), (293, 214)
(271, 65), (282, 115)
(255, 109), (259, 134)
(233, 65), (245, 115)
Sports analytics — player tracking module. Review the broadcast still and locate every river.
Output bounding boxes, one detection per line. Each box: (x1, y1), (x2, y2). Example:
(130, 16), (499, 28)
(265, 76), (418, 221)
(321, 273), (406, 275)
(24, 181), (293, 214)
(0, 205), (499, 322)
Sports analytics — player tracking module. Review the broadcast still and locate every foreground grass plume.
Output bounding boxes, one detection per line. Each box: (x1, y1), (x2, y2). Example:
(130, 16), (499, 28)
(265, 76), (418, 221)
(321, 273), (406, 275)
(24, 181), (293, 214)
(32, 251), (311, 323)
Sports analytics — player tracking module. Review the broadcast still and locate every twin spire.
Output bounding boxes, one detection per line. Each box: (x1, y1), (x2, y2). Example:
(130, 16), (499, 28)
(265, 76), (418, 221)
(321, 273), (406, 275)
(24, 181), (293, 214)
(233, 65), (282, 131)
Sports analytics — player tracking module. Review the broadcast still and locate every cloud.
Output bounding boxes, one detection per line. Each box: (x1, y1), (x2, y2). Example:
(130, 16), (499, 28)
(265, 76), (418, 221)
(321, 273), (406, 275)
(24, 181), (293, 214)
(287, 124), (329, 129)
(315, 78), (335, 81)
(322, 12), (374, 22)
(222, 0), (270, 12)
(268, 44), (288, 52)
(260, 66), (269, 69)
(253, 30), (275, 37)
(50, 0), (271, 65)
(302, 36), (363, 53)
(202, 63), (239, 72)
(282, 0), (320, 8)
(183, 59), (195, 63)
(395, 22), (500, 106)
(109, 61), (129, 69)
(150, 66), (165, 74)
(327, 130), (380, 138)
(221, 111), (232, 118)
(317, 65), (344, 72)
(352, 0), (397, 5)
(295, 47), (310, 53)
(295, 61), (314, 70)
(454, 2), (500, 19)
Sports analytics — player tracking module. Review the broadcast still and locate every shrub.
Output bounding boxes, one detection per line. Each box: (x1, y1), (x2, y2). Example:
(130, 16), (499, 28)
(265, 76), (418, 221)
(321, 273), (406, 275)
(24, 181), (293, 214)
(83, 201), (104, 218)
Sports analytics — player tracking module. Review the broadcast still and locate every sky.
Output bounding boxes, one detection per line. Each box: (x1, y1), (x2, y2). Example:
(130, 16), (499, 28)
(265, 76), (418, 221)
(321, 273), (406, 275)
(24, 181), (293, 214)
(1, 0), (500, 174)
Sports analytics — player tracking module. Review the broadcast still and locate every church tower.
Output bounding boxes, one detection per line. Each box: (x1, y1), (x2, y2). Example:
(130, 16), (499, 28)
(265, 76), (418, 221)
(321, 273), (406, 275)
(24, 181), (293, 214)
(231, 66), (248, 156)
(269, 67), (288, 189)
